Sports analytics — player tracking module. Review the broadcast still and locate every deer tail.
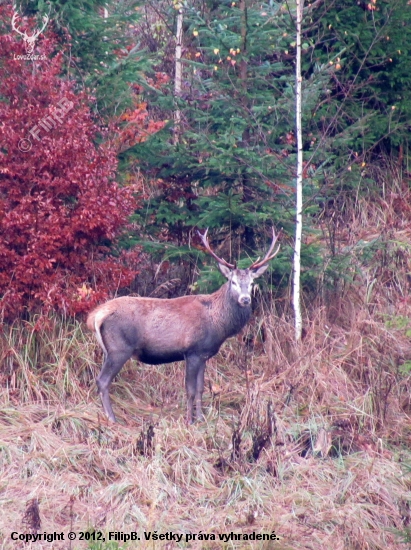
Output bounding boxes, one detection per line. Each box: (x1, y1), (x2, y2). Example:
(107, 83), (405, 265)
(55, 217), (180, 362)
(87, 305), (111, 356)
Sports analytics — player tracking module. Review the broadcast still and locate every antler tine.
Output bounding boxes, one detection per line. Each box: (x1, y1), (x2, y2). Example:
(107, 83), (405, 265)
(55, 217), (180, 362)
(249, 227), (280, 270)
(198, 229), (236, 269)
(37, 13), (50, 35)
(11, 12), (26, 37)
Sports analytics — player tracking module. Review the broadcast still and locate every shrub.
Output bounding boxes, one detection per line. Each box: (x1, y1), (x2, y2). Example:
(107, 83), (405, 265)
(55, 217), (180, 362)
(0, 15), (138, 319)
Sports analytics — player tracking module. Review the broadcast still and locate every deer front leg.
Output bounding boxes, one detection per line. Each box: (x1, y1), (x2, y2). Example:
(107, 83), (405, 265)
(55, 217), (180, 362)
(185, 355), (206, 424)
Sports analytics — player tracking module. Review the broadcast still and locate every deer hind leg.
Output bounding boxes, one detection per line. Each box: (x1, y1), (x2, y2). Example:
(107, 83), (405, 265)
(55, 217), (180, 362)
(96, 348), (133, 422)
(185, 355), (206, 424)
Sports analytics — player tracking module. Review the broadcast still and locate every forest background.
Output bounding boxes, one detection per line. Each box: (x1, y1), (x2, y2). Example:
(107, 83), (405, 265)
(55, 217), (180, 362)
(2, 0), (411, 548)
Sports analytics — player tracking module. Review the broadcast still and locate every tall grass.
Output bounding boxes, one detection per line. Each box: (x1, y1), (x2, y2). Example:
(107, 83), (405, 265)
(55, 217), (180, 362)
(2, 170), (411, 548)
(0, 296), (410, 549)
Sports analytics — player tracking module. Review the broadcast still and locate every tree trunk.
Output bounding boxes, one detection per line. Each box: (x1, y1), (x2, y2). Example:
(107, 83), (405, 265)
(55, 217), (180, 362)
(293, 0), (304, 342)
(174, 8), (183, 145)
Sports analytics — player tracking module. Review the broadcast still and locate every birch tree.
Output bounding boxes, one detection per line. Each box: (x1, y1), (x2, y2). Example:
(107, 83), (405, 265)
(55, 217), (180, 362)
(173, 1), (183, 145)
(293, 0), (304, 342)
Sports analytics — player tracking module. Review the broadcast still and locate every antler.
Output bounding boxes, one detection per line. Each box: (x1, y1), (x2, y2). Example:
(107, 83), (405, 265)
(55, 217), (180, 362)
(11, 12), (26, 38)
(249, 227), (280, 270)
(35, 13), (50, 37)
(197, 229), (236, 269)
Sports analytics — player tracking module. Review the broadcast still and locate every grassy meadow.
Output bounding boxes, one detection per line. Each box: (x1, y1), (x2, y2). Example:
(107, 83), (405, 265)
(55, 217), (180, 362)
(2, 210), (411, 549)
(1, 300), (411, 549)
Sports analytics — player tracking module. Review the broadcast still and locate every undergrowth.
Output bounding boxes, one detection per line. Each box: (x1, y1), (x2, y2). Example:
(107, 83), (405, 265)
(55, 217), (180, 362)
(1, 175), (411, 549)
(1, 291), (411, 549)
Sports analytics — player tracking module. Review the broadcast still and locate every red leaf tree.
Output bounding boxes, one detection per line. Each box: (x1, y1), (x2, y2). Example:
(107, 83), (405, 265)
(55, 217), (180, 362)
(0, 13), (138, 319)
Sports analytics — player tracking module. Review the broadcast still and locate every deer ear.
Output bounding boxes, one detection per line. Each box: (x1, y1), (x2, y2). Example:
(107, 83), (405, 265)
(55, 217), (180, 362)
(218, 263), (232, 279)
(250, 264), (269, 279)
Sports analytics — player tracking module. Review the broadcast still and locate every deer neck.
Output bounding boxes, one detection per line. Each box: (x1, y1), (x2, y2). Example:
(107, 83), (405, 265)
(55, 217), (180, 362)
(211, 282), (251, 339)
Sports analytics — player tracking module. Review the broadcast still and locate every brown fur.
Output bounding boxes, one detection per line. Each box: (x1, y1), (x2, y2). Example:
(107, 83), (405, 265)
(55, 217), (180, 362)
(87, 231), (279, 424)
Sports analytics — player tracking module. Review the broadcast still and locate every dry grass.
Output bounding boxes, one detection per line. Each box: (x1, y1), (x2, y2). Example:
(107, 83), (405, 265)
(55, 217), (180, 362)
(1, 296), (411, 550)
(2, 179), (411, 549)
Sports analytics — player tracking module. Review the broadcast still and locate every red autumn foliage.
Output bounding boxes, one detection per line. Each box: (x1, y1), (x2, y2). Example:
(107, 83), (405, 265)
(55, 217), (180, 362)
(116, 100), (167, 153)
(116, 74), (170, 153)
(0, 12), (139, 319)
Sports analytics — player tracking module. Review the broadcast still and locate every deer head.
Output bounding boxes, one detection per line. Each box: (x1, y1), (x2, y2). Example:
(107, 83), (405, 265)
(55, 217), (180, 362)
(11, 6), (50, 54)
(198, 227), (280, 307)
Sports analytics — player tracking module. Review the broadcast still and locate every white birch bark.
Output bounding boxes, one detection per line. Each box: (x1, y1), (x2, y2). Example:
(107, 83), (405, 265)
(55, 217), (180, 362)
(293, 0), (304, 342)
(174, 8), (183, 145)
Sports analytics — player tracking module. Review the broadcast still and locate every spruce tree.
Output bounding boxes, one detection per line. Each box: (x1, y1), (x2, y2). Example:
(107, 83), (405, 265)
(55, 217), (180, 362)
(11, 0), (150, 115)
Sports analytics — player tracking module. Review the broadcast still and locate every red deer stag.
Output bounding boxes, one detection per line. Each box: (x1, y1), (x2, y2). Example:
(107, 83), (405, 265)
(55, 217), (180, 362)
(87, 229), (280, 423)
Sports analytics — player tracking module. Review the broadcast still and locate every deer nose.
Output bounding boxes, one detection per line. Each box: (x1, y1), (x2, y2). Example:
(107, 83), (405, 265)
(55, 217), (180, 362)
(239, 295), (251, 306)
